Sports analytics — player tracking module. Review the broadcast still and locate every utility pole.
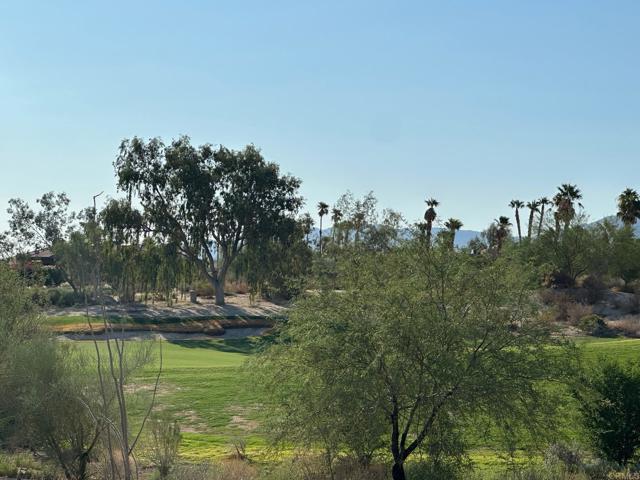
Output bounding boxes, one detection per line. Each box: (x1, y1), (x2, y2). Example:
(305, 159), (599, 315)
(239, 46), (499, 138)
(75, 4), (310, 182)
(92, 191), (104, 221)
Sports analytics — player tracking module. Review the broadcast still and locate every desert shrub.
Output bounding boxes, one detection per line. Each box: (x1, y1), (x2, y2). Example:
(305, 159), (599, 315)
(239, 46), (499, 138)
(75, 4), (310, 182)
(549, 271), (575, 289)
(625, 280), (640, 295)
(193, 281), (215, 298)
(567, 303), (593, 325)
(167, 463), (215, 480)
(540, 291), (592, 323)
(0, 452), (58, 480)
(576, 359), (640, 466)
(56, 289), (83, 307)
(226, 280), (249, 295)
(610, 316), (640, 337)
(404, 459), (471, 480)
(539, 289), (567, 306)
(32, 288), (84, 307)
(149, 414), (181, 479)
(581, 275), (607, 304)
(208, 460), (257, 480)
(578, 314), (609, 337)
(42, 267), (65, 287)
(544, 442), (585, 474)
(332, 458), (388, 480)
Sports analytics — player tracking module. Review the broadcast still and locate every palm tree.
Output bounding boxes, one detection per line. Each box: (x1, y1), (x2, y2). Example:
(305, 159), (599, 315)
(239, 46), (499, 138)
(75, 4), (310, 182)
(494, 216), (512, 253)
(317, 202), (329, 254)
(509, 200), (525, 242)
(617, 188), (640, 226)
(331, 207), (343, 242)
(554, 184), (583, 232)
(444, 218), (463, 249)
(352, 211), (366, 244)
(300, 213), (314, 245)
(423, 198), (439, 247)
(526, 200), (540, 239)
(537, 197), (550, 237)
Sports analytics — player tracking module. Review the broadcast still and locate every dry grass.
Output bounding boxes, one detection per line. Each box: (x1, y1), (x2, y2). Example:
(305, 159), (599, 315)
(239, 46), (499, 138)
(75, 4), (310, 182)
(608, 315), (640, 337)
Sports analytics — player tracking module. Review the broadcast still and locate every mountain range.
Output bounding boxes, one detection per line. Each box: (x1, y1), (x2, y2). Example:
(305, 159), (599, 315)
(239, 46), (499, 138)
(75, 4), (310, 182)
(308, 215), (639, 249)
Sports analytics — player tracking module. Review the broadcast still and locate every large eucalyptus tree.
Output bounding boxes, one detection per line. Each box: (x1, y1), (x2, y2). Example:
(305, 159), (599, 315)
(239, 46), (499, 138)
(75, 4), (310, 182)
(114, 136), (302, 305)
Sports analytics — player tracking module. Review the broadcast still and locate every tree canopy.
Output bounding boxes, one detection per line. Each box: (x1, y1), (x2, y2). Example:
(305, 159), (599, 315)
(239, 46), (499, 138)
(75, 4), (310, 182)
(114, 136), (303, 304)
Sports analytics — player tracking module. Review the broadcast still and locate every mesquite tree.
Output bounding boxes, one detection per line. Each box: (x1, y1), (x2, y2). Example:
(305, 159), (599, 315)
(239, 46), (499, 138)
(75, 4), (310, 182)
(114, 136), (302, 305)
(255, 246), (574, 480)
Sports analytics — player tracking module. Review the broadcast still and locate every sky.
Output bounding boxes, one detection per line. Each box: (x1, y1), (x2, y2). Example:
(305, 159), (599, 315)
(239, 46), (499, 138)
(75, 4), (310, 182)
(0, 1), (638, 231)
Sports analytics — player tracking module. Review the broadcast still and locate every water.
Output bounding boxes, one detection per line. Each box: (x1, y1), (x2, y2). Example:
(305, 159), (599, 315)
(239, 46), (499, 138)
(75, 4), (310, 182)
(58, 327), (269, 341)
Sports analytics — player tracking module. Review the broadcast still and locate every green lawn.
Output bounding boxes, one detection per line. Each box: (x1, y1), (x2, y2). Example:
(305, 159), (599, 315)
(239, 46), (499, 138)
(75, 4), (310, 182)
(75, 336), (640, 463)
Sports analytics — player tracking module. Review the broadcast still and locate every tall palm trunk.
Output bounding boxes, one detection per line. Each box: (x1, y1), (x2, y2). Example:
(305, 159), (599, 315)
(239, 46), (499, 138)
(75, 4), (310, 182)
(537, 204), (546, 237)
(515, 208), (522, 242)
(425, 221), (433, 247)
(319, 215), (323, 254)
(527, 210), (535, 239)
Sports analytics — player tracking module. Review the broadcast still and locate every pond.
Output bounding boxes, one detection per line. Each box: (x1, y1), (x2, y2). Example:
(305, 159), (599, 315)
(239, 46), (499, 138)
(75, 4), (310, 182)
(58, 327), (269, 341)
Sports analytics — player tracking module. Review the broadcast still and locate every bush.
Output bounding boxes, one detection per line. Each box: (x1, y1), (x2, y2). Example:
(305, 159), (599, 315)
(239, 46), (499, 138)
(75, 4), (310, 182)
(625, 280), (640, 295)
(581, 275), (607, 304)
(193, 281), (215, 298)
(576, 359), (640, 466)
(566, 303), (593, 325)
(543, 442), (585, 474)
(149, 414), (181, 479)
(578, 314), (610, 337)
(31, 288), (85, 307)
(610, 315), (640, 337)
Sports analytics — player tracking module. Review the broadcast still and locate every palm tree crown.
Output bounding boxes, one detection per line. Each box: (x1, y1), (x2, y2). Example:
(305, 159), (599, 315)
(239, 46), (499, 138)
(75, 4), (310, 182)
(317, 202), (329, 218)
(509, 200), (525, 242)
(617, 188), (640, 226)
(423, 198), (439, 223)
(553, 184), (583, 231)
(494, 216), (512, 253)
(331, 207), (343, 224)
(444, 217), (463, 249)
(423, 197), (439, 247)
(445, 218), (463, 231)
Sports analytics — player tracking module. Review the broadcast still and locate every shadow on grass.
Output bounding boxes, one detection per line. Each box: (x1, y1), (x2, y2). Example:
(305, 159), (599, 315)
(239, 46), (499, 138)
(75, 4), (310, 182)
(167, 338), (256, 354)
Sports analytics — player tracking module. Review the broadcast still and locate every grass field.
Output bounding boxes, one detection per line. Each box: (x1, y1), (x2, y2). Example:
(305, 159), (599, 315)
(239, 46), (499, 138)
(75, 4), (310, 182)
(75, 335), (640, 465)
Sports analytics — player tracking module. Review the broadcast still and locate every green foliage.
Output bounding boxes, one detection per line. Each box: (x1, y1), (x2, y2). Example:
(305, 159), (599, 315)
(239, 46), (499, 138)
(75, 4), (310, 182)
(149, 413), (182, 479)
(577, 314), (609, 337)
(10, 345), (105, 480)
(235, 217), (312, 300)
(0, 264), (43, 443)
(114, 136), (303, 304)
(254, 246), (576, 479)
(5, 191), (72, 253)
(576, 359), (640, 466)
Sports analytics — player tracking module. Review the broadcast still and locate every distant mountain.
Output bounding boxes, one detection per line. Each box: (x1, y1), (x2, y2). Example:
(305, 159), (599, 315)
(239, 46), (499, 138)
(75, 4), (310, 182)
(591, 216), (640, 236)
(307, 226), (482, 248)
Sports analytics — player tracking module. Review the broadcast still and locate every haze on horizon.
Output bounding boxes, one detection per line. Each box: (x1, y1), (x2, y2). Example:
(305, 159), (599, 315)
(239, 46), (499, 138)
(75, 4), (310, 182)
(1, 1), (638, 231)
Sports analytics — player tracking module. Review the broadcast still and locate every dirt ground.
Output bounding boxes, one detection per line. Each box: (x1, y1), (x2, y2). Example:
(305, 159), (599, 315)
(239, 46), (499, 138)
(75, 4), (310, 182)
(47, 293), (286, 319)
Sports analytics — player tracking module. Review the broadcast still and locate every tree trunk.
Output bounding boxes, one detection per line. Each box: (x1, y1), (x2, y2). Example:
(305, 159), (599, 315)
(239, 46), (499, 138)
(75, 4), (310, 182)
(212, 276), (225, 306)
(537, 205), (546, 237)
(319, 216), (323, 254)
(391, 462), (406, 480)
(426, 222), (432, 248)
(515, 209), (522, 242)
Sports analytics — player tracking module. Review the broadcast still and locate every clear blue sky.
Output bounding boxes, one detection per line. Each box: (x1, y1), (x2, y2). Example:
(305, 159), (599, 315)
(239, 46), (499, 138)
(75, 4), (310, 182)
(1, 1), (638, 231)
